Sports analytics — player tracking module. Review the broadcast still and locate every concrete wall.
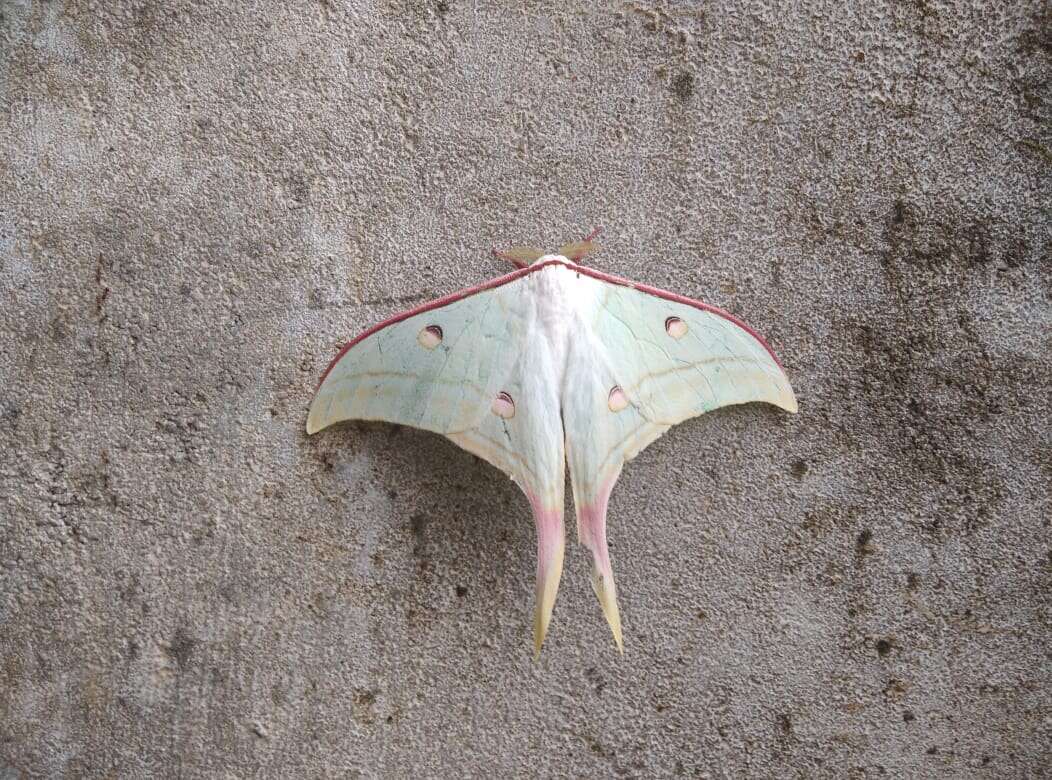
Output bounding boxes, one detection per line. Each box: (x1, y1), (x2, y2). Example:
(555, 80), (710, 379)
(1, 1), (1048, 776)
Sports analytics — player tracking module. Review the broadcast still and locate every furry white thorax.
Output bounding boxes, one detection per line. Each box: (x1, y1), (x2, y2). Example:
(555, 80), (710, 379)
(530, 253), (569, 266)
(528, 256), (599, 403)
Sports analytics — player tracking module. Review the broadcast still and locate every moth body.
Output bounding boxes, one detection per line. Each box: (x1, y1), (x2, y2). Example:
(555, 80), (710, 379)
(526, 256), (608, 404)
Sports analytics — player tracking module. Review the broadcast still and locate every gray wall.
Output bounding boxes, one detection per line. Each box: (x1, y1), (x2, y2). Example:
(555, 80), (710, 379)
(2, 1), (1049, 777)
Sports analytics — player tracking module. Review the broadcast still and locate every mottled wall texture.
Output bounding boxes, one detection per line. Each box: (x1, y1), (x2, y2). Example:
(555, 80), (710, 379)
(1, 1), (1049, 777)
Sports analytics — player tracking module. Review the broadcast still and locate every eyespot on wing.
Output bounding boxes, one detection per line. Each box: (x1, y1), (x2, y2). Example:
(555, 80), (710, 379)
(608, 386), (628, 412)
(491, 391), (515, 419)
(665, 316), (688, 339)
(418, 325), (443, 349)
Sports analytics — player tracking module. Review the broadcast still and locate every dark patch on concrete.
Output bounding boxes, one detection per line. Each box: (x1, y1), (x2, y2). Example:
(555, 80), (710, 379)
(875, 638), (894, 657)
(834, 199), (1044, 535)
(352, 689), (378, 724)
(578, 732), (611, 759)
(285, 172), (311, 206)
(791, 460), (808, 480)
(94, 254), (111, 323)
(1017, 138), (1052, 165)
(585, 666), (605, 695)
(409, 512), (428, 559)
(1, 402), (22, 427)
(49, 312), (71, 343)
(1016, 6), (1052, 60)
(855, 528), (875, 556)
(884, 678), (908, 702)
(455, 584), (467, 598)
(164, 629), (198, 671)
(370, 548), (385, 568)
(670, 71), (695, 101)
(891, 199), (906, 226)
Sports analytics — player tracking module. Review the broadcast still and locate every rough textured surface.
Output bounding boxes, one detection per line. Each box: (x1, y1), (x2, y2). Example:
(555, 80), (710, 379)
(1, 1), (1049, 777)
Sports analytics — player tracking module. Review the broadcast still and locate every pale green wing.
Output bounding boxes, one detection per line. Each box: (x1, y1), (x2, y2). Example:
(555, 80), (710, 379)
(562, 269), (797, 651)
(307, 275), (567, 499)
(307, 269), (568, 655)
(307, 284), (518, 440)
(561, 326), (669, 653)
(583, 274), (797, 427)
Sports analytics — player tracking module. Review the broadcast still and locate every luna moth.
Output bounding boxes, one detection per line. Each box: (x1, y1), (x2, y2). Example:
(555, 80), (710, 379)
(306, 233), (797, 656)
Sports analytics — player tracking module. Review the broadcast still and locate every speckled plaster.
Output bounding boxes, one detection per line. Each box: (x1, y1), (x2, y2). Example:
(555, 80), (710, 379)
(1, 1), (1049, 777)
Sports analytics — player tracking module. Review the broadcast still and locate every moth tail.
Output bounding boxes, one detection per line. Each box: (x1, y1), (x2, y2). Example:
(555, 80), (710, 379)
(577, 483), (624, 654)
(529, 498), (565, 659)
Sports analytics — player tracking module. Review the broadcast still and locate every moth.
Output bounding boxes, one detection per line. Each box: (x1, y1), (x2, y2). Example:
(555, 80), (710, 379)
(307, 232), (797, 656)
